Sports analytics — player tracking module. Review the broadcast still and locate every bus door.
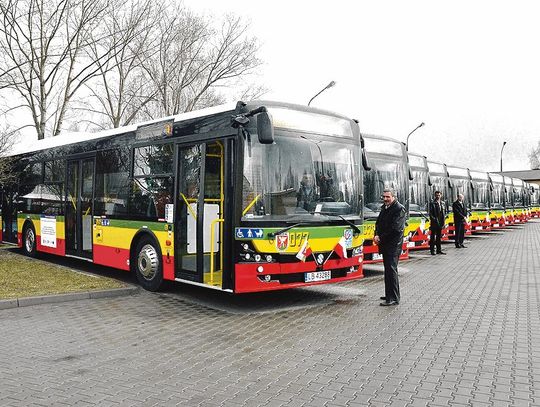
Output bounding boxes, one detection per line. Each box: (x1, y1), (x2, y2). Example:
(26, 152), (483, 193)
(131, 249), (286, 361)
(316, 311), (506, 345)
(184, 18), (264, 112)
(65, 157), (95, 259)
(1, 188), (18, 243)
(175, 140), (231, 288)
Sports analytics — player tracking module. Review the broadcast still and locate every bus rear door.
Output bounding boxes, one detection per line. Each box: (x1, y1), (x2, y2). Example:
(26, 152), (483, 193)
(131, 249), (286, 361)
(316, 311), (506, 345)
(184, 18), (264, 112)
(65, 157), (95, 259)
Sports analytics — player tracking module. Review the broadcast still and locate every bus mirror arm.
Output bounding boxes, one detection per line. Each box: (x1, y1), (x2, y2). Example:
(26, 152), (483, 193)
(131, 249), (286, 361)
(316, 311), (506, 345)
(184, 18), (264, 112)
(361, 150), (371, 171)
(247, 106), (267, 117)
(231, 106), (274, 144)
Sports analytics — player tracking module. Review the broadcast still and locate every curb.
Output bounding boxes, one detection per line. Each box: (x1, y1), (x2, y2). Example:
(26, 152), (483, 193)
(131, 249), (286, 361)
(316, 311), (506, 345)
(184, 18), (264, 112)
(0, 286), (139, 310)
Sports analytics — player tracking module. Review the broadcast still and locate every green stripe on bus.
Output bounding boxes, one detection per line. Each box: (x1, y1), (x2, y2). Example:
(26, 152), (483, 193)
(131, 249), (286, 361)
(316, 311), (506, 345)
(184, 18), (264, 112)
(101, 219), (170, 232)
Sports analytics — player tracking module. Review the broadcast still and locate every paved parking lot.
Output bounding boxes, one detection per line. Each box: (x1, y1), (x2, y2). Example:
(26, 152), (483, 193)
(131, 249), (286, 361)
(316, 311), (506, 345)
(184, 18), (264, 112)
(1, 221), (539, 406)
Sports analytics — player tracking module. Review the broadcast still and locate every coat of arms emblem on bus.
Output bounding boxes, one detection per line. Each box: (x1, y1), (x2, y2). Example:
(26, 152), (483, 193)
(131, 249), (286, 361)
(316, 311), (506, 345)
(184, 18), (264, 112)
(276, 233), (289, 251)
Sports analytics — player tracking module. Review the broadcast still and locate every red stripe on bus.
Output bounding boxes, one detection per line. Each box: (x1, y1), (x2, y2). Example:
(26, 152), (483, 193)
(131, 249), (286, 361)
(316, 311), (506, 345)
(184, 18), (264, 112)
(36, 237), (66, 256)
(93, 245), (130, 271)
(92, 244), (175, 280)
(234, 258), (364, 293)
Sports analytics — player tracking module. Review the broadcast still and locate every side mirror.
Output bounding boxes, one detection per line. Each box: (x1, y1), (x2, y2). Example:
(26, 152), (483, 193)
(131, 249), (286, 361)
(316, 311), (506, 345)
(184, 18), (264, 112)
(257, 111), (274, 144)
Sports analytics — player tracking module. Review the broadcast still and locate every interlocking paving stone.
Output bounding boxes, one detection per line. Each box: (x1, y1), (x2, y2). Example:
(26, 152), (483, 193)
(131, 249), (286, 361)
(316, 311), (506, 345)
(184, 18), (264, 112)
(1, 220), (540, 406)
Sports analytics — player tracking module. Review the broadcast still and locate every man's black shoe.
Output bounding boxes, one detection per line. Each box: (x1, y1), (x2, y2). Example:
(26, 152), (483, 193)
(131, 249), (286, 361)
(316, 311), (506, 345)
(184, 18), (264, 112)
(437, 251), (446, 255)
(380, 300), (399, 306)
(455, 245), (461, 248)
(380, 296), (387, 300)
(430, 252), (436, 255)
(460, 244), (467, 248)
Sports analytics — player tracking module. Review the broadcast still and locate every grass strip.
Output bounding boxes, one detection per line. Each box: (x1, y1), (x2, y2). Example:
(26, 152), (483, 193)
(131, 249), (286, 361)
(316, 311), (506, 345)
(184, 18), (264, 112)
(0, 247), (125, 299)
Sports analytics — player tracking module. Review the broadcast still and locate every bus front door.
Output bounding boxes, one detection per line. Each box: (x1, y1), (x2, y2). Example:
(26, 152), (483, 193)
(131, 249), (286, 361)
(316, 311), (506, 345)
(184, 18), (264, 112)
(65, 157), (95, 259)
(175, 140), (230, 288)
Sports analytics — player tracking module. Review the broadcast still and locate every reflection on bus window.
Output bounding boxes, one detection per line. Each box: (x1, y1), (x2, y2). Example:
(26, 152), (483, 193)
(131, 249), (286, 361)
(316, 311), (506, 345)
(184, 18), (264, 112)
(242, 135), (358, 219)
(363, 158), (407, 217)
(131, 177), (173, 220)
(134, 144), (173, 176)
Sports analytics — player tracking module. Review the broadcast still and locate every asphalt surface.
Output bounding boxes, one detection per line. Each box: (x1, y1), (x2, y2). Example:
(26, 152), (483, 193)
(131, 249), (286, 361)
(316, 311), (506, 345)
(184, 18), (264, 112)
(1, 220), (539, 406)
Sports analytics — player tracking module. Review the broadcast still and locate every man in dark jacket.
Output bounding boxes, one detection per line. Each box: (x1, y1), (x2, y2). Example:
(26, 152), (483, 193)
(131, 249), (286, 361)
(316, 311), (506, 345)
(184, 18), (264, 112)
(452, 193), (467, 248)
(428, 190), (446, 255)
(374, 188), (407, 306)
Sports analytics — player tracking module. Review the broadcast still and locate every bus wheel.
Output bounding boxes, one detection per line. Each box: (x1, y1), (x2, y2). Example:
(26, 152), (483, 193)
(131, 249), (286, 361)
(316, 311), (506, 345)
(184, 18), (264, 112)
(133, 236), (163, 291)
(23, 224), (37, 258)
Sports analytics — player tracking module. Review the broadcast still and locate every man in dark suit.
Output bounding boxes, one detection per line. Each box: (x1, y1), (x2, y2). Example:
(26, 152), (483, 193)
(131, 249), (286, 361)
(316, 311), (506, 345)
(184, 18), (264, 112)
(428, 190), (446, 255)
(452, 193), (467, 248)
(374, 188), (407, 306)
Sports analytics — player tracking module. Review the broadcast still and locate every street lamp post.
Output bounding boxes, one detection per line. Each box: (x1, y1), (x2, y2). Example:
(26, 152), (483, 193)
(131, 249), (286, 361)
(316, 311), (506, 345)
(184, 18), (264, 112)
(405, 122), (425, 151)
(308, 81), (336, 106)
(500, 141), (507, 172)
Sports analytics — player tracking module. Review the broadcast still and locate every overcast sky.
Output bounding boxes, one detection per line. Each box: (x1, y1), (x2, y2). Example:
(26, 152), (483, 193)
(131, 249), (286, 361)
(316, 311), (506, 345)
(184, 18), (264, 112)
(185, 0), (540, 172)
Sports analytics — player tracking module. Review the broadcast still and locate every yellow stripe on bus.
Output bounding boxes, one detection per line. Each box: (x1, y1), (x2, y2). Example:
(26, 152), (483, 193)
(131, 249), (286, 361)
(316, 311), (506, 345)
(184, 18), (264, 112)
(252, 235), (362, 254)
(93, 226), (173, 251)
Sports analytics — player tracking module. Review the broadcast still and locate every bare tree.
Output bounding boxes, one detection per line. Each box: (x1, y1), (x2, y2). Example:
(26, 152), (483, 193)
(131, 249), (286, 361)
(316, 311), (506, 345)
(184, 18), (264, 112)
(79, 0), (163, 129)
(140, 10), (263, 118)
(1, 0), (266, 138)
(529, 140), (540, 169)
(0, 0), (125, 139)
(0, 125), (16, 187)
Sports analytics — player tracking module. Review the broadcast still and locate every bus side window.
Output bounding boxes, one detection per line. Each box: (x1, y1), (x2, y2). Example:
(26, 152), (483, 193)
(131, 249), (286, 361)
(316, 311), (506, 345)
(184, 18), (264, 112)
(95, 148), (130, 217)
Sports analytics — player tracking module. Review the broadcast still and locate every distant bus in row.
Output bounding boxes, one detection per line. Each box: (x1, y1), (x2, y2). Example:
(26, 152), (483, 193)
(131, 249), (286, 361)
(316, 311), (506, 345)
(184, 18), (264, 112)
(360, 134), (536, 261)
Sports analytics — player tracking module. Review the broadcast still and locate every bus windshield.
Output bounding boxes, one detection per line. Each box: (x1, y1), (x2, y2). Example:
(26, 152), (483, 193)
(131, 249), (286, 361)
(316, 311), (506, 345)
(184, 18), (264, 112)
(504, 177), (513, 206)
(450, 177), (471, 208)
(410, 168), (429, 213)
(513, 184), (524, 207)
(491, 181), (505, 209)
(242, 134), (359, 221)
(471, 181), (490, 209)
(363, 157), (408, 218)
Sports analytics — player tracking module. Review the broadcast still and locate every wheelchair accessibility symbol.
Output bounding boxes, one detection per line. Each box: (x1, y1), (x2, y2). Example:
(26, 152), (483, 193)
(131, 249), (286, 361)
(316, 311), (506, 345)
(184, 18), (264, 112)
(235, 228), (265, 239)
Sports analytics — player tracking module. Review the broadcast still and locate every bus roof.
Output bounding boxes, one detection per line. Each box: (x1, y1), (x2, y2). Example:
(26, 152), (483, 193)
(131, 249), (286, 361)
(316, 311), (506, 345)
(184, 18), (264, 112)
(363, 134), (405, 156)
(407, 152), (427, 169)
(446, 165), (470, 178)
(427, 160), (446, 175)
(469, 170), (489, 181)
(488, 172), (504, 183)
(6, 100), (356, 158)
(512, 177), (524, 187)
(6, 103), (237, 157)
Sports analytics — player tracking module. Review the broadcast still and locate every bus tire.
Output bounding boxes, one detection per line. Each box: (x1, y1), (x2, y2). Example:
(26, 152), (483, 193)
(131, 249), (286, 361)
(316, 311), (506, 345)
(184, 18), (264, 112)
(22, 223), (37, 258)
(133, 235), (163, 292)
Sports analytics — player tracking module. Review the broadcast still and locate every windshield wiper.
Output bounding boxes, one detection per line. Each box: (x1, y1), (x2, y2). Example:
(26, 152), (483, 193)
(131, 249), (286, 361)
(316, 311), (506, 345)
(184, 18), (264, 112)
(267, 223), (310, 238)
(311, 212), (361, 235)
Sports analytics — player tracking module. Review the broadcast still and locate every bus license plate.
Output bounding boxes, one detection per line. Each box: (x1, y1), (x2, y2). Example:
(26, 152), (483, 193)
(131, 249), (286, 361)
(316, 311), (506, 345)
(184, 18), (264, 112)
(305, 270), (331, 283)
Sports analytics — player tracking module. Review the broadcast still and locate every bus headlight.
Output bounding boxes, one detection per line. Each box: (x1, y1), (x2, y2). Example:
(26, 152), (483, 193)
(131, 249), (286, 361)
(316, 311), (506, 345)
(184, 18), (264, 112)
(254, 254), (261, 262)
(265, 255), (273, 262)
(257, 266), (264, 273)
